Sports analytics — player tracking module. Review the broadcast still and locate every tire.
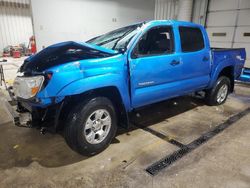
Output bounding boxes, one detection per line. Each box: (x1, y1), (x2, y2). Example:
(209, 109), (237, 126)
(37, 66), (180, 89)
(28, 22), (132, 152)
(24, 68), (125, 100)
(205, 76), (231, 106)
(64, 97), (117, 156)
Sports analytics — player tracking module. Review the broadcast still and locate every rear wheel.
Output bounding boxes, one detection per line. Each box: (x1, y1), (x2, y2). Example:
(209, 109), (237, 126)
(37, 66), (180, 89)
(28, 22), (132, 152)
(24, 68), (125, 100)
(205, 76), (231, 106)
(64, 97), (117, 156)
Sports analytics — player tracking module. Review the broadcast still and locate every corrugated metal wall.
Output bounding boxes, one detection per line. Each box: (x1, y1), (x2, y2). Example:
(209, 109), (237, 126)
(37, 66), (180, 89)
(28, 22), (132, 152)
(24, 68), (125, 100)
(0, 0), (33, 54)
(177, 0), (193, 21)
(154, 0), (179, 20)
(192, 0), (208, 26)
(155, 0), (208, 24)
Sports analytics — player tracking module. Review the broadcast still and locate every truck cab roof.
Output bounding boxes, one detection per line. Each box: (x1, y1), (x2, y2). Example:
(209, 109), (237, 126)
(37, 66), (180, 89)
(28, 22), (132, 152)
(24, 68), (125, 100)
(144, 20), (204, 28)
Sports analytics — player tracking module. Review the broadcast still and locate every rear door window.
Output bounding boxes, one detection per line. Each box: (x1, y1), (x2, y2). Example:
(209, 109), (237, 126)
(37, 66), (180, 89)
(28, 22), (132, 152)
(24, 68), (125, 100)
(179, 27), (204, 52)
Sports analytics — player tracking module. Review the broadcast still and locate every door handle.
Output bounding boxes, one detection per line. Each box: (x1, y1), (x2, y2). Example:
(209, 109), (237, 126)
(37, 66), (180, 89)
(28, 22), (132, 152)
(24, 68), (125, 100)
(203, 56), (209, 61)
(170, 60), (180, 66)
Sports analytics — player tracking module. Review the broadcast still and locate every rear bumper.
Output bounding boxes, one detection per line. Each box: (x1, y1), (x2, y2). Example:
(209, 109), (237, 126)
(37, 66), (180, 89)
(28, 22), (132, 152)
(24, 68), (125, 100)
(237, 67), (250, 83)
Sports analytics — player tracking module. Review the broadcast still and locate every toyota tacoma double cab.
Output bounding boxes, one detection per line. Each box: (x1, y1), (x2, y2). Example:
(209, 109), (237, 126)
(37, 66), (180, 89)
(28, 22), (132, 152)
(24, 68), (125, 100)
(6, 20), (246, 155)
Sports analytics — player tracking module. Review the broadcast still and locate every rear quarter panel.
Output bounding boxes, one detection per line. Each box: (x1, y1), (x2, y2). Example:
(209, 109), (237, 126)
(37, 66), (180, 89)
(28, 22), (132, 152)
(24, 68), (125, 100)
(208, 48), (246, 88)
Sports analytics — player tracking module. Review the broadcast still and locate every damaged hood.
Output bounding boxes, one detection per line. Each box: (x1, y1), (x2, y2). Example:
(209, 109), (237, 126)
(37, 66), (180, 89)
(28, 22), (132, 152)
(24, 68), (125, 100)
(20, 41), (118, 74)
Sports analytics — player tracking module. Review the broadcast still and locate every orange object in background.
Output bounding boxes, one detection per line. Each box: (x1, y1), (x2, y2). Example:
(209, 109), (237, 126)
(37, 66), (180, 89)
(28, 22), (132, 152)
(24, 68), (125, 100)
(13, 50), (21, 58)
(30, 36), (37, 54)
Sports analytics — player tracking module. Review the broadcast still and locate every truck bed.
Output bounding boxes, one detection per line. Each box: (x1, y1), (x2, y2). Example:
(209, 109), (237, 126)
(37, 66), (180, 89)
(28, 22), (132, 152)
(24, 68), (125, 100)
(212, 48), (249, 82)
(211, 47), (246, 80)
(211, 47), (245, 51)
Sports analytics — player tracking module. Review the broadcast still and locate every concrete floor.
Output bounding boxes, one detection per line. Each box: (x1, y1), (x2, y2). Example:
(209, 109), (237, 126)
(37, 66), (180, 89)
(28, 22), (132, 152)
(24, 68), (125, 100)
(0, 60), (250, 187)
(0, 85), (249, 188)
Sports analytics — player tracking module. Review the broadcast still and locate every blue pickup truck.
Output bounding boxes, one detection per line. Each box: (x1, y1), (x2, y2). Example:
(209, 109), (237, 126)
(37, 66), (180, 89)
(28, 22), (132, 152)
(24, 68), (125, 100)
(9, 20), (246, 155)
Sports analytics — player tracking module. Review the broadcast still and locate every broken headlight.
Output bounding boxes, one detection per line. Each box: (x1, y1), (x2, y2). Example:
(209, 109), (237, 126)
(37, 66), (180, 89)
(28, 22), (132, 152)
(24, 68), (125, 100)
(13, 76), (44, 99)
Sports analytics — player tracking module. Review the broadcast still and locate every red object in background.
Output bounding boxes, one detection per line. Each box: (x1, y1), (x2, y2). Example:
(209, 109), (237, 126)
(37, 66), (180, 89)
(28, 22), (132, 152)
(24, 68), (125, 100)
(30, 36), (37, 54)
(3, 53), (10, 57)
(13, 50), (21, 58)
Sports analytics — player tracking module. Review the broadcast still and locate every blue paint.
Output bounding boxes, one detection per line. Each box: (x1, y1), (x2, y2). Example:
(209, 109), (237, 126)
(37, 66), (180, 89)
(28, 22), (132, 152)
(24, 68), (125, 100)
(20, 20), (246, 112)
(238, 68), (250, 82)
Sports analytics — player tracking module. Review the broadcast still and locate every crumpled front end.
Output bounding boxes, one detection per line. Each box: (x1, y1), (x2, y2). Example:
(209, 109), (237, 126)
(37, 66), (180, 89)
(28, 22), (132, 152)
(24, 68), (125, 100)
(8, 41), (118, 132)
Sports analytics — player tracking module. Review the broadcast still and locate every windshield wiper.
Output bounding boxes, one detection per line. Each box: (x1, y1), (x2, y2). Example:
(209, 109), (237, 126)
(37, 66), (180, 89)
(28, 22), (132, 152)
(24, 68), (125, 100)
(96, 36), (121, 46)
(112, 30), (135, 50)
(97, 28), (135, 48)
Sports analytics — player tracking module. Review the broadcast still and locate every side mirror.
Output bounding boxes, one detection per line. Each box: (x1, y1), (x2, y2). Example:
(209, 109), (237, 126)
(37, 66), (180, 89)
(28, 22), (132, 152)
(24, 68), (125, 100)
(118, 48), (126, 54)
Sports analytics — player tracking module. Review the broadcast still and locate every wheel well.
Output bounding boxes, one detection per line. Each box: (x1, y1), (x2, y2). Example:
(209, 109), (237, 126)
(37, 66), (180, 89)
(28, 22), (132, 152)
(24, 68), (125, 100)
(218, 66), (234, 92)
(58, 86), (129, 130)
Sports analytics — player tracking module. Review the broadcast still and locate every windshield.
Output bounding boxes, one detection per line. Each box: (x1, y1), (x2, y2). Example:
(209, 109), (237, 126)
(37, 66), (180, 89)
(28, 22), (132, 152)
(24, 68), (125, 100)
(86, 23), (144, 51)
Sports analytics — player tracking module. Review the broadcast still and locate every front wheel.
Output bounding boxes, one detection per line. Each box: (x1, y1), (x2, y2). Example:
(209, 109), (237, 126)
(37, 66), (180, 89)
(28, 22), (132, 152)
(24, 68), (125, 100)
(64, 97), (117, 156)
(205, 76), (231, 106)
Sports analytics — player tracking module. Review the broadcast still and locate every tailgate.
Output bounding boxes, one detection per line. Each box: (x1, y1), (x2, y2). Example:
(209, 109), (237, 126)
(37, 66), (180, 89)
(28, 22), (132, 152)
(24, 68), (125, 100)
(234, 48), (246, 78)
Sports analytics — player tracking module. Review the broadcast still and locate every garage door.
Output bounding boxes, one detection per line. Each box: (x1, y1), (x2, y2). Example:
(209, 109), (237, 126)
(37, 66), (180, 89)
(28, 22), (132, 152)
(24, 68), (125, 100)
(206, 0), (250, 68)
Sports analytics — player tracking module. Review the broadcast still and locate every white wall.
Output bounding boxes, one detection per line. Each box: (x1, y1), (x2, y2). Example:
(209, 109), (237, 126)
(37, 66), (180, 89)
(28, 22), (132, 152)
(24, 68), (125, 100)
(31, 0), (155, 51)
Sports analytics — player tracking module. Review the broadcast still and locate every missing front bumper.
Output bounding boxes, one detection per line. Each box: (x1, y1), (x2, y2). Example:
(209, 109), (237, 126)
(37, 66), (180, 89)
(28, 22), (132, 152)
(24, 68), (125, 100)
(1, 98), (32, 127)
(2, 94), (65, 133)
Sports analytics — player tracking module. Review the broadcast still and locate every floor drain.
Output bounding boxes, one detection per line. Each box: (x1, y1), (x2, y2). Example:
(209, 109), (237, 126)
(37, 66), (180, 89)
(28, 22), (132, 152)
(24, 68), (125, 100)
(146, 107), (250, 176)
